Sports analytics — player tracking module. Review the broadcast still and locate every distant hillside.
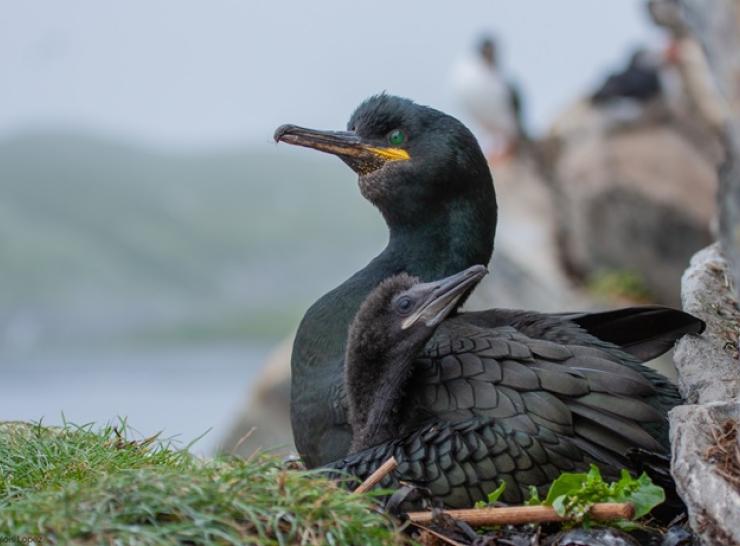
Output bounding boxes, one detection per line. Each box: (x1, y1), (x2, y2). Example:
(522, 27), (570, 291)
(0, 132), (386, 348)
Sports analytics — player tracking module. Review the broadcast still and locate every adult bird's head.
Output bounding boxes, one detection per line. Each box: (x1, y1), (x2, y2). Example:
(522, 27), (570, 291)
(274, 94), (495, 230)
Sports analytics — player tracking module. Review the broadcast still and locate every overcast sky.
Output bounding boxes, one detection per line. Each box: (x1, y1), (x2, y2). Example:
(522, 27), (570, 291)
(1, 1), (663, 150)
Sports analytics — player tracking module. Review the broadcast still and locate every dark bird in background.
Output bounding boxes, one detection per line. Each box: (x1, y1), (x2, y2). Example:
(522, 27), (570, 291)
(591, 49), (662, 104)
(345, 265), (488, 454)
(274, 94), (704, 507)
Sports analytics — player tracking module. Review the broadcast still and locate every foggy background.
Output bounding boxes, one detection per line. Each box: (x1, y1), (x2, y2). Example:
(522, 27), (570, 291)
(0, 1), (662, 453)
(4, 1), (658, 144)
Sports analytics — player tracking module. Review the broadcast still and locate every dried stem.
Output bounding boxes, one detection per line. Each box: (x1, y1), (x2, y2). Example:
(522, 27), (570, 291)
(407, 502), (635, 526)
(352, 456), (398, 494)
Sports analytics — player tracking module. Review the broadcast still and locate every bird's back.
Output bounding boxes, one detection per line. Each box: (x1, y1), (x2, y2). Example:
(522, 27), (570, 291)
(328, 309), (693, 507)
(406, 312), (679, 456)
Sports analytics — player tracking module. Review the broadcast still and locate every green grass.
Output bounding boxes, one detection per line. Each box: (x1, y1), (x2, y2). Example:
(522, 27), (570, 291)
(0, 421), (404, 545)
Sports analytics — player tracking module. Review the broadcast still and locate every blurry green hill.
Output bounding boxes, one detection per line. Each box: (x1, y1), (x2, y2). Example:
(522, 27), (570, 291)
(0, 132), (385, 348)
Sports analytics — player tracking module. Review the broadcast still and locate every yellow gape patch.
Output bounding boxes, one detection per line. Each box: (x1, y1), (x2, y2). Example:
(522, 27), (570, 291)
(365, 147), (411, 162)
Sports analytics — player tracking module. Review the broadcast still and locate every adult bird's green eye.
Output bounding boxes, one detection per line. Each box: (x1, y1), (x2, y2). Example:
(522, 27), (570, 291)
(388, 129), (406, 146)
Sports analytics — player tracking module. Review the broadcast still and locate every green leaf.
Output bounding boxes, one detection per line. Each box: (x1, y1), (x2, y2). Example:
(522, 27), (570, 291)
(613, 468), (637, 497)
(624, 473), (665, 518)
(543, 472), (587, 505)
(552, 494), (568, 517)
(586, 464), (602, 483)
(616, 469), (633, 488)
(539, 465), (665, 523)
(475, 481), (507, 507)
(486, 481), (506, 504)
(525, 485), (541, 506)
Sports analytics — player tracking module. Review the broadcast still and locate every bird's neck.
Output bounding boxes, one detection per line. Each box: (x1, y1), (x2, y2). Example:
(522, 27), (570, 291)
(292, 196), (495, 375)
(348, 346), (418, 453)
(384, 196), (495, 281)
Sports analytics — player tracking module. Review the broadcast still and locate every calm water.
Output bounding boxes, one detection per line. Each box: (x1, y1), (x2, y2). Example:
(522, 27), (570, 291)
(0, 344), (270, 455)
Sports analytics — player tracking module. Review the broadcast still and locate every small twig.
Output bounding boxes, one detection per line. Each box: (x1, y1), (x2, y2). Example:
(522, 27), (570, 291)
(352, 456), (398, 494)
(407, 502), (634, 526)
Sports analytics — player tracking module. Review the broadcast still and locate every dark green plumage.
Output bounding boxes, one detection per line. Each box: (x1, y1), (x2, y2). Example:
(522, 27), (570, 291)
(274, 94), (705, 508)
(281, 95), (496, 466)
(330, 312), (686, 508)
(343, 266), (488, 455)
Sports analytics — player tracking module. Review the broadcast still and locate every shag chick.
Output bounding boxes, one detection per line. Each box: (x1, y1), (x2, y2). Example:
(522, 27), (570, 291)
(345, 265), (487, 454)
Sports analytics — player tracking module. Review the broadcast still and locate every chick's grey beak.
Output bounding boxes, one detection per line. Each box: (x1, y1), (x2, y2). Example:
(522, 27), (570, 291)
(401, 265), (488, 330)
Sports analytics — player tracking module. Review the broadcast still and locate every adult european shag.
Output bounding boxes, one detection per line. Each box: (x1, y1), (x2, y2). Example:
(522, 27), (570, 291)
(274, 94), (703, 506)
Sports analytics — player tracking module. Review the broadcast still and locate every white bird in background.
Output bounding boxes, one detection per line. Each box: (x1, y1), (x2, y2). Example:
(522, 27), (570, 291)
(451, 36), (524, 163)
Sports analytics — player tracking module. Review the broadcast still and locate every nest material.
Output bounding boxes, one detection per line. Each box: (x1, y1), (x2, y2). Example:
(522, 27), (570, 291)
(704, 419), (740, 492)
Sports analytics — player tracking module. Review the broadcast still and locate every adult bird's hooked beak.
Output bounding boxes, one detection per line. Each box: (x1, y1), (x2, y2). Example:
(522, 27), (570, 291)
(273, 124), (410, 175)
(402, 265), (488, 330)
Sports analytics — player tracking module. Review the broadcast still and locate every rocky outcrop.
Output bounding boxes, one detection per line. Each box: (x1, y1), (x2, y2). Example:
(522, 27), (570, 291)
(666, 4), (740, 541)
(680, 0), (740, 301)
(549, 104), (717, 307)
(671, 402), (740, 546)
(670, 244), (740, 545)
(673, 244), (740, 403)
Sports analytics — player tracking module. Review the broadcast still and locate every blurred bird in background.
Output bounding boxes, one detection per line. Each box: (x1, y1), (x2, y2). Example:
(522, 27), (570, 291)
(450, 35), (526, 164)
(591, 48), (662, 105)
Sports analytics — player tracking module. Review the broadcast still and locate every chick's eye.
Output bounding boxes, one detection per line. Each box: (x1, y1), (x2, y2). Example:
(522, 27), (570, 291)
(388, 129), (406, 146)
(396, 296), (413, 314)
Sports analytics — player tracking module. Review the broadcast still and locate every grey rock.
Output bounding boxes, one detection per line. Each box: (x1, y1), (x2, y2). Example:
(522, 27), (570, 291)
(550, 112), (716, 307)
(661, 526), (695, 546)
(671, 243), (740, 545)
(720, 145), (740, 302)
(680, 0), (740, 299)
(670, 401), (740, 546)
(673, 244), (740, 404)
(657, 7), (740, 539)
